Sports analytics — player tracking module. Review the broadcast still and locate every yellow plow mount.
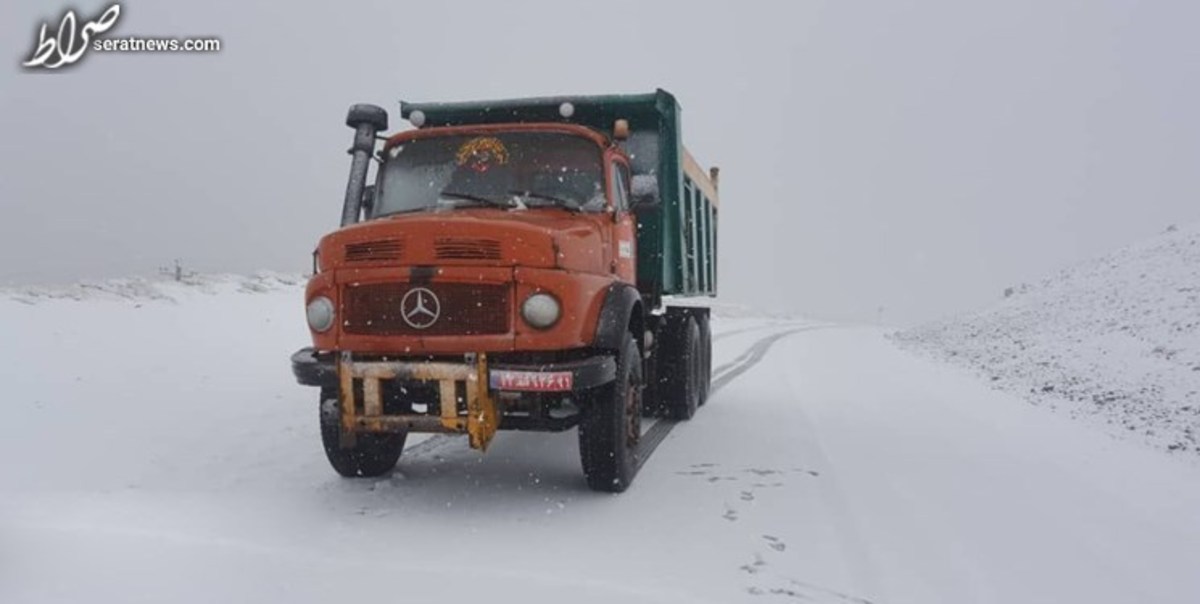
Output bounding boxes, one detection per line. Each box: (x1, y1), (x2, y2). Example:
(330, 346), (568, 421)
(337, 352), (499, 451)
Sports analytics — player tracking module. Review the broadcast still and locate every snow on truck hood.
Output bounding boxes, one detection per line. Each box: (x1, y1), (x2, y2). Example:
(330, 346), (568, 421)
(322, 209), (607, 273)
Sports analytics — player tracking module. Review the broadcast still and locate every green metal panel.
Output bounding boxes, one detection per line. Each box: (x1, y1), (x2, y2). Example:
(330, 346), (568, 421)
(676, 176), (719, 298)
(711, 211), (719, 294)
(686, 180), (700, 293)
(699, 190), (712, 293)
(399, 89), (714, 300)
(652, 90), (685, 298)
(700, 198), (710, 292)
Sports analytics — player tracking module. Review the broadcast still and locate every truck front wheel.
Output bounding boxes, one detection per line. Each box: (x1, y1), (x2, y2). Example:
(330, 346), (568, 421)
(319, 386), (406, 477)
(578, 332), (643, 492)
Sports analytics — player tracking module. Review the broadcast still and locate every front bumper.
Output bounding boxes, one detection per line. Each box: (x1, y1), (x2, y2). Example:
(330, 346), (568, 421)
(290, 347), (616, 392)
(292, 347), (616, 450)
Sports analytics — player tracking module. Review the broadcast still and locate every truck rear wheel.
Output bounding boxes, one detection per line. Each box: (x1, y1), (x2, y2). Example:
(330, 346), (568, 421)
(663, 316), (702, 420)
(697, 314), (712, 406)
(319, 386), (406, 477)
(578, 332), (642, 492)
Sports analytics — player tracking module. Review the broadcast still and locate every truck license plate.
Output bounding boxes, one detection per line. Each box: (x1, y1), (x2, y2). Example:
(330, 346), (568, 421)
(490, 370), (573, 392)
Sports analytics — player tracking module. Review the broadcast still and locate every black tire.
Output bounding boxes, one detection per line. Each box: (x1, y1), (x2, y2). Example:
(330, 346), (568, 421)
(319, 386), (406, 477)
(578, 332), (643, 493)
(697, 314), (712, 406)
(663, 317), (701, 420)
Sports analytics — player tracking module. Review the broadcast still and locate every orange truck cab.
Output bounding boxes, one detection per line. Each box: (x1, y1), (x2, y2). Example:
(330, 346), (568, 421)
(291, 90), (718, 491)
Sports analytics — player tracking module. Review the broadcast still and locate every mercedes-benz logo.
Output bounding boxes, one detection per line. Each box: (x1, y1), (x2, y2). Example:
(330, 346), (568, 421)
(400, 287), (441, 329)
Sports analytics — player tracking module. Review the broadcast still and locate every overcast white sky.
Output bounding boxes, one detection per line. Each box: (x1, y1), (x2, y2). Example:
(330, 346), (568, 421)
(2, 0), (1197, 324)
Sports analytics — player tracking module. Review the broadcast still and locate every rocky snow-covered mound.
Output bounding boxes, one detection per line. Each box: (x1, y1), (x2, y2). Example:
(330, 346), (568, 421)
(894, 223), (1200, 456)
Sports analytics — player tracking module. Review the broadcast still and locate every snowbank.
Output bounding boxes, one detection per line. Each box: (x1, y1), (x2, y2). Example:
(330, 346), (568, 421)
(894, 223), (1200, 456)
(1, 271), (307, 305)
(3, 269), (1199, 603)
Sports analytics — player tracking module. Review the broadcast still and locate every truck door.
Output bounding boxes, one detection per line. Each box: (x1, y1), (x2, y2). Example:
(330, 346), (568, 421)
(610, 160), (637, 283)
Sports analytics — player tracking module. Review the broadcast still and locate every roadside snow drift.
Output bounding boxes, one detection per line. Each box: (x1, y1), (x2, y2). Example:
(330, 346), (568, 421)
(3, 272), (1199, 603)
(895, 223), (1200, 455)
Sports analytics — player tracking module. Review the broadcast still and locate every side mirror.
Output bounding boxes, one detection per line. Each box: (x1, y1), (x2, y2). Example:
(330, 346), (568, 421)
(630, 174), (660, 209)
(361, 184), (376, 218)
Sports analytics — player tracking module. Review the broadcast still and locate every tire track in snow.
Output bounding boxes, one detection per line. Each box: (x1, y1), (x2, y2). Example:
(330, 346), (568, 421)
(712, 323), (778, 343)
(711, 319), (823, 344)
(709, 325), (830, 395)
(405, 324), (829, 467)
(637, 324), (830, 469)
(402, 432), (461, 458)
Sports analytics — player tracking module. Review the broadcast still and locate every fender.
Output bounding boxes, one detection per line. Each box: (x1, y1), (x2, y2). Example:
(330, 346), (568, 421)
(592, 283), (643, 351)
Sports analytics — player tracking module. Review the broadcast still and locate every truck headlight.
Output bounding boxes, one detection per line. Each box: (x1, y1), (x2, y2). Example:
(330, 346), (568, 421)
(521, 293), (560, 329)
(306, 296), (335, 332)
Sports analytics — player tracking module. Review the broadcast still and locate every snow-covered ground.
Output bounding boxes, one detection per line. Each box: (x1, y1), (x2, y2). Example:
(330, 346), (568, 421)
(894, 223), (1200, 456)
(2, 275), (1199, 603)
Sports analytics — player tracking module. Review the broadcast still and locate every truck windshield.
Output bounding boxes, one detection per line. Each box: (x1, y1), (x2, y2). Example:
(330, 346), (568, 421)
(373, 132), (605, 217)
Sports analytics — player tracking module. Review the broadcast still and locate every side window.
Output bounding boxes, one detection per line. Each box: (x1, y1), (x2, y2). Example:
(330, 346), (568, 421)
(612, 162), (631, 211)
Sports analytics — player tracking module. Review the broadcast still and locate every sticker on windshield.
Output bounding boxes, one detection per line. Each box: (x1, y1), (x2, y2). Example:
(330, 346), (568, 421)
(456, 137), (509, 173)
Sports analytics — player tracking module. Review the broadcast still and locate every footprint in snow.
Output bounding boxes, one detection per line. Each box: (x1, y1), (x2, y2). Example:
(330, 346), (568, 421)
(739, 553), (767, 575)
(747, 579), (875, 603)
(762, 534), (786, 552)
(722, 507), (739, 522)
(740, 490), (755, 502)
(752, 482), (785, 489)
(745, 468), (781, 476)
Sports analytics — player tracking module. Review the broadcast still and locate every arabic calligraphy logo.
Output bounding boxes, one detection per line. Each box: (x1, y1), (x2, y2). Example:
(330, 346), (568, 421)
(23, 4), (121, 70)
(455, 137), (509, 173)
(400, 287), (441, 329)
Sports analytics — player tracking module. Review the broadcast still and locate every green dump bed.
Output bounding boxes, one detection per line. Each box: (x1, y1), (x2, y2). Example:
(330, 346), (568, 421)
(400, 89), (718, 300)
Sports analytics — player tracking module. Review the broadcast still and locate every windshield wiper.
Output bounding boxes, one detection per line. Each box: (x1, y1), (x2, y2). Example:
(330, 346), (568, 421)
(508, 189), (584, 213)
(374, 207), (429, 219)
(439, 190), (515, 209)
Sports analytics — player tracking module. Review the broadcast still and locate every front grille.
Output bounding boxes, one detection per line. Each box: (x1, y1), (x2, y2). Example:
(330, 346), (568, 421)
(434, 237), (502, 260)
(345, 239), (404, 263)
(342, 282), (510, 336)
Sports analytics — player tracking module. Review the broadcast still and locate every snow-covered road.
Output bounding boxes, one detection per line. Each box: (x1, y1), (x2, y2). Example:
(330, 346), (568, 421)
(3, 284), (1198, 603)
